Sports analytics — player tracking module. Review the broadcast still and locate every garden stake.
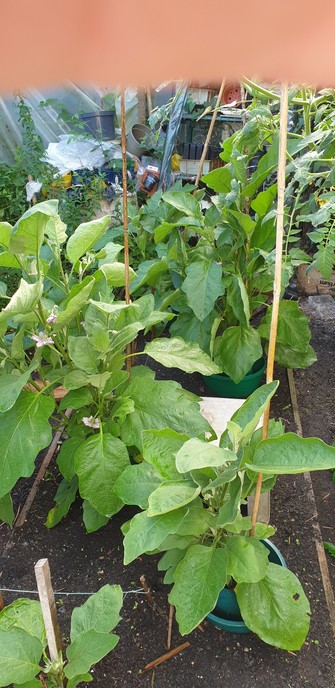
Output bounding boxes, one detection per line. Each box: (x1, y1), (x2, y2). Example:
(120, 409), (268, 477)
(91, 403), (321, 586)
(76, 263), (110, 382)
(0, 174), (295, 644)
(250, 82), (289, 536)
(141, 642), (190, 673)
(194, 79), (225, 189)
(121, 87), (132, 373)
(140, 575), (166, 618)
(0, 592), (4, 611)
(15, 409), (72, 528)
(167, 604), (174, 649)
(34, 559), (63, 668)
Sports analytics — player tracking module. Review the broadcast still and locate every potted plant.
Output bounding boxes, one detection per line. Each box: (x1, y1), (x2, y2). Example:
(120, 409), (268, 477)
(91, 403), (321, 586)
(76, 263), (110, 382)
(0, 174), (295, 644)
(116, 381), (335, 650)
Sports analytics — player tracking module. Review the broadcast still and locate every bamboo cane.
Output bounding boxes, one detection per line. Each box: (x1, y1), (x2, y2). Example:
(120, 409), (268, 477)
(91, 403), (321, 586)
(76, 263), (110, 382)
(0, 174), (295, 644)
(120, 88), (132, 373)
(250, 82), (289, 535)
(194, 80), (225, 189)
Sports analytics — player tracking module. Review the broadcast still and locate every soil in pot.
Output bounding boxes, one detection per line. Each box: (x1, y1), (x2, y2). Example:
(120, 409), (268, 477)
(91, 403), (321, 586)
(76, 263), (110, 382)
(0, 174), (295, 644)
(203, 357), (266, 399)
(206, 539), (286, 633)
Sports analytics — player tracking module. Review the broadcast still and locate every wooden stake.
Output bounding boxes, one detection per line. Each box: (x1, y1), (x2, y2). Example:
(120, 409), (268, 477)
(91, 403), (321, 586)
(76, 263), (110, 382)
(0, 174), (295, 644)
(0, 592), (4, 611)
(140, 574), (155, 606)
(120, 88), (132, 373)
(167, 604), (174, 649)
(35, 559), (63, 663)
(194, 80), (225, 189)
(141, 642), (190, 673)
(250, 82), (289, 535)
(15, 410), (72, 527)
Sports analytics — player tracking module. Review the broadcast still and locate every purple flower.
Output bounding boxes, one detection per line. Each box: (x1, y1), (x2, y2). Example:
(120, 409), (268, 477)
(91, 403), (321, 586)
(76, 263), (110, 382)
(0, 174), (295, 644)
(47, 313), (57, 324)
(82, 416), (100, 429)
(31, 332), (54, 348)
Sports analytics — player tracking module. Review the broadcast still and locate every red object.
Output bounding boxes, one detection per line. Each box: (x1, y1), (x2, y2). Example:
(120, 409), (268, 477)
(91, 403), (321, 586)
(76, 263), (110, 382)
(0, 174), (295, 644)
(222, 82), (242, 105)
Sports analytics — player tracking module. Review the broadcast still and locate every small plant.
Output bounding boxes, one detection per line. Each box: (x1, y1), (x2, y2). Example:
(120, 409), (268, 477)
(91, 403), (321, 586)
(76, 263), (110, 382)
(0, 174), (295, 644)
(0, 584), (122, 687)
(116, 382), (335, 650)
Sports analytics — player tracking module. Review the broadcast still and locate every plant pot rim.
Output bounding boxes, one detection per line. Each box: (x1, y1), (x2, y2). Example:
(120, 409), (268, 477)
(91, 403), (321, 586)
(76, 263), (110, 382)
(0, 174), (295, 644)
(204, 356), (266, 384)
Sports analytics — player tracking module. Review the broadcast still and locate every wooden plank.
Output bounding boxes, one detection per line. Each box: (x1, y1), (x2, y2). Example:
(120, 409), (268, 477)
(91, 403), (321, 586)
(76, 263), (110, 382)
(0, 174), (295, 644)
(34, 558), (63, 662)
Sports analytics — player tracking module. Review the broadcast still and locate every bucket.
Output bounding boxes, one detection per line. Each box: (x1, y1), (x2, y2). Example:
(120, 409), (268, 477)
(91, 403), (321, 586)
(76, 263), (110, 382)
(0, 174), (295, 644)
(203, 357), (266, 399)
(126, 123), (152, 157)
(78, 111), (116, 140)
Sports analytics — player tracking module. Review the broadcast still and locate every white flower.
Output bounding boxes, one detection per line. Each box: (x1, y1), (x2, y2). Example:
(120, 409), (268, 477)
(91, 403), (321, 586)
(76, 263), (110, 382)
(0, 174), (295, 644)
(82, 415), (100, 429)
(31, 332), (54, 348)
(47, 313), (57, 324)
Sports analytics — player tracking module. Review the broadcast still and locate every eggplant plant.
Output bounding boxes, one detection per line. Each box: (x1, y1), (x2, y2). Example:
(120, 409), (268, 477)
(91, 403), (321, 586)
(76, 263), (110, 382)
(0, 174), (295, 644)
(116, 382), (335, 651)
(125, 108), (319, 383)
(0, 200), (219, 531)
(0, 585), (122, 687)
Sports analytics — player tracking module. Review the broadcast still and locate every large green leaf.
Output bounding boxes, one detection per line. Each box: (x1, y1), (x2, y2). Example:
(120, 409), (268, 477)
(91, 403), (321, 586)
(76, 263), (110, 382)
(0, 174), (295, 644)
(119, 376), (214, 450)
(258, 301), (312, 353)
(123, 508), (189, 564)
(56, 437), (84, 481)
(236, 563), (310, 650)
(169, 310), (215, 353)
(67, 215), (111, 264)
(0, 599), (45, 647)
(219, 326), (263, 383)
(0, 251), (21, 268)
(217, 474), (243, 525)
(226, 275), (250, 328)
(0, 363), (38, 413)
(169, 545), (228, 634)
(59, 388), (93, 412)
(162, 191), (203, 222)
(0, 493), (14, 525)
(147, 480), (200, 516)
(0, 628), (42, 687)
(175, 501), (214, 536)
(130, 258), (168, 293)
(55, 279), (95, 329)
(0, 221), (12, 248)
(0, 392), (54, 500)
(68, 336), (99, 374)
(144, 337), (221, 375)
(182, 258), (224, 322)
(74, 433), (129, 516)
(107, 322), (142, 356)
(248, 433), (335, 474)
(226, 536), (269, 582)
(65, 630), (118, 680)
(114, 463), (162, 508)
(142, 429), (188, 480)
(70, 585), (122, 641)
(98, 262), (136, 287)
(202, 165), (232, 193)
(175, 438), (236, 473)
(219, 381), (279, 447)
(9, 200), (59, 255)
(272, 342), (317, 369)
(0, 279), (43, 324)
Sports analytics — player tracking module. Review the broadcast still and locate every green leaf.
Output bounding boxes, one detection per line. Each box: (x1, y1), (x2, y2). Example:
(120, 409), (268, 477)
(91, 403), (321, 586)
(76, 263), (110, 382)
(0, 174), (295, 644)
(114, 463), (162, 508)
(176, 501), (214, 536)
(98, 262), (136, 287)
(144, 337), (221, 375)
(65, 630), (118, 680)
(272, 342), (317, 369)
(202, 166), (232, 193)
(45, 213), (67, 245)
(0, 599), (45, 646)
(66, 674), (93, 688)
(154, 221), (178, 244)
(142, 429), (188, 480)
(259, 301), (312, 353)
(162, 191), (203, 222)
(0, 251), (21, 268)
(82, 501), (109, 533)
(227, 209), (256, 237)
(219, 326), (263, 383)
(123, 508), (189, 564)
(59, 388), (93, 411)
(182, 258), (224, 322)
(67, 216), (111, 264)
(74, 433), (129, 517)
(175, 438), (236, 473)
(0, 492), (14, 525)
(55, 279), (95, 329)
(324, 541), (335, 558)
(147, 480), (201, 516)
(226, 536), (269, 582)
(120, 376), (214, 450)
(63, 370), (91, 391)
(70, 584), (122, 641)
(0, 392), (54, 500)
(169, 310), (215, 353)
(68, 336), (99, 374)
(0, 363), (39, 413)
(0, 221), (12, 248)
(130, 258), (168, 293)
(9, 199), (59, 255)
(45, 477), (78, 528)
(227, 275), (250, 328)
(169, 545), (228, 634)
(57, 437), (84, 481)
(0, 279), (43, 324)
(248, 433), (335, 474)
(0, 627), (42, 687)
(220, 381), (279, 448)
(217, 474), (243, 525)
(236, 563), (310, 650)
(13, 680), (41, 688)
(108, 322), (142, 356)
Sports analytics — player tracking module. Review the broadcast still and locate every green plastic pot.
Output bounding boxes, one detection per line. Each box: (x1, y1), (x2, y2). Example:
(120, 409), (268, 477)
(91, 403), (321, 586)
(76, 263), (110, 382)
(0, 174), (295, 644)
(206, 539), (286, 633)
(203, 357), (266, 398)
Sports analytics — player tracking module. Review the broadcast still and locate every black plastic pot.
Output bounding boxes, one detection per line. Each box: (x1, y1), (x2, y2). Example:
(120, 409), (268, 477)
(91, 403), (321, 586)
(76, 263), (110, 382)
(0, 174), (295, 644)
(79, 111), (116, 140)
